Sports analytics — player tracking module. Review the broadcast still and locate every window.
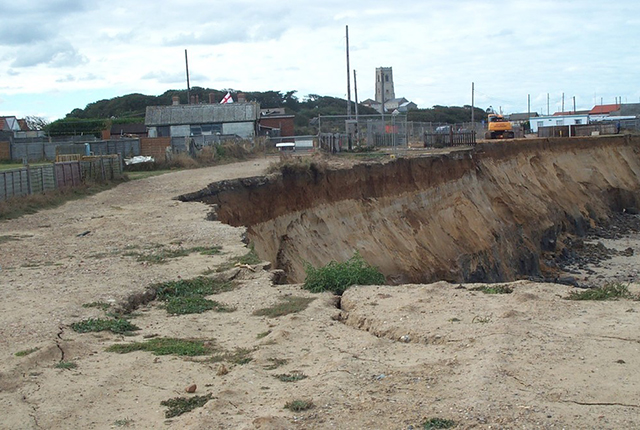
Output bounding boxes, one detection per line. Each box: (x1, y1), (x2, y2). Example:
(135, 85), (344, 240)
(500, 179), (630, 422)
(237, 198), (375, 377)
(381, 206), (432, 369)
(385, 75), (389, 82)
(537, 121), (543, 128)
(575, 119), (582, 125)
(556, 120), (563, 126)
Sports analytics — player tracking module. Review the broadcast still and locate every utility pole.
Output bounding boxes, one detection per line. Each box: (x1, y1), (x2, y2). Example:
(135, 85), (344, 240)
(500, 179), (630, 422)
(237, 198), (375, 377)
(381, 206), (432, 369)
(573, 96), (576, 113)
(345, 25), (352, 119)
(354, 69), (359, 145)
(471, 82), (475, 127)
(547, 93), (550, 116)
(562, 92), (564, 112)
(185, 49), (191, 104)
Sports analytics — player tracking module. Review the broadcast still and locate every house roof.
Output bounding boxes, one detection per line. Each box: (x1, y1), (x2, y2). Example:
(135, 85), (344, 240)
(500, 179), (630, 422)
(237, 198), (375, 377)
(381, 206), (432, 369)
(619, 103), (640, 117)
(145, 103), (260, 126)
(509, 112), (538, 121)
(589, 104), (620, 115)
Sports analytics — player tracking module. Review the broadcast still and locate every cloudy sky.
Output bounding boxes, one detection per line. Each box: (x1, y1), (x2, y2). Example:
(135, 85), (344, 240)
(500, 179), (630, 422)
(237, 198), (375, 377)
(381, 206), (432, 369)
(1, 0), (639, 121)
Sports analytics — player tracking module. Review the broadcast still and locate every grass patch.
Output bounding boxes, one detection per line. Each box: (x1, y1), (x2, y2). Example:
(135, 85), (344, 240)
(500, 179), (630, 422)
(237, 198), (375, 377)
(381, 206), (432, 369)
(161, 394), (213, 418)
(125, 246), (222, 264)
(113, 418), (133, 427)
(423, 418), (456, 429)
(470, 285), (513, 294)
(256, 330), (271, 339)
(264, 358), (288, 370)
(164, 296), (235, 315)
(82, 301), (111, 311)
(266, 154), (328, 177)
(210, 347), (253, 365)
(252, 296), (315, 318)
(214, 245), (262, 272)
(71, 318), (140, 334)
(303, 252), (385, 295)
(107, 338), (217, 356)
(55, 361), (77, 370)
(152, 276), (236, 315)
(284, 399), (314, 412)
(0, 180), (125, 221)
(567, 283), (634, 301)
(274, 372), (307, 382)
(154, 277), (234, 299)
(15, 347), (40, 357)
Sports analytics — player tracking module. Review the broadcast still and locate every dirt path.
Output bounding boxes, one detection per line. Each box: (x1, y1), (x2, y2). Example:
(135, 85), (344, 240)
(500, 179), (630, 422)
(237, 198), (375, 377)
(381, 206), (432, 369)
(1, 157), (640, 429)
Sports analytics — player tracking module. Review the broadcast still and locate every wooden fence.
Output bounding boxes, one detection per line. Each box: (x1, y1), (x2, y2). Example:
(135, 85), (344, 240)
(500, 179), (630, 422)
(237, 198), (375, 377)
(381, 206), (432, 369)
(424, 130), (477, 148)
(0, 155), (123, 202)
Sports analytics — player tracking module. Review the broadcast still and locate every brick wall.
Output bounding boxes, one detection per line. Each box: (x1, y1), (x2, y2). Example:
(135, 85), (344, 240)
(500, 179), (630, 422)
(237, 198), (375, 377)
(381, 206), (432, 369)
(140, 137), (171, 162)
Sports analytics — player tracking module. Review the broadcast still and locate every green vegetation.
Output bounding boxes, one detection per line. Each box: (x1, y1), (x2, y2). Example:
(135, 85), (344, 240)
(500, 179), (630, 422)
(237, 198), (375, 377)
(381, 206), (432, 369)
(408, 105), (487, 124)
(0, 180), (126, 221)
(107, 338), (216, 356)
(210, 347), (253, 365)
(264, 358), (288, 370)
(82, 301), (111, 311)
(55, 361), (77, 370)
(567, 283), (635, 301)
(266, 154), (328, 178)
(15, 347), (40, 357)
(303, 252), (386, 295)
(256, 330), (271, 339)
(423, 418), (456, 429)
(71, 318), (140, 335)
(124, 245), (222, 264)
(470, 285), (513, 294)
(113, 418), (134, 427)
(252, 296), (315, 318)
(274, 372), (307, 382)
(215, 245), (262, 272)
(151, 276), (235, 315)
(284, 399), (314, 412)
(160, 394), (213, 418)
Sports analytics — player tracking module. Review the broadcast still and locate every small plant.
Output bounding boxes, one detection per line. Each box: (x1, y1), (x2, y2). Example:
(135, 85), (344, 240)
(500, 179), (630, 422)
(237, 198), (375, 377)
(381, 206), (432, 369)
(303, 252), (385, 295)
(211, 347), (253, 365)
(164, 296), (234, 315)
(160, 394), (213, 418)
(82, 301), (111, 311)
(567, 283), (634, 301)
(113, 418), (133, 427)
(253, 296), (315, 318)
(274, 372), (307, 382)
(71, 318), (140, 335)
(423, 417), (456, 429)
(256, 331), (271, 339)
(107, 338), (217, 356)
(264, 358), (288, 370)
(15, 347), (40, 357)
(284, 399), (314, 412)
(472, 315), (492, 324)
(153, 277), (235, 315)
(470, 285), (513, 294)
(448, 317), (461, 323)
(125, 246), (222, 264)
(55, 361), (77, 370)
(216, 245), (262, 272)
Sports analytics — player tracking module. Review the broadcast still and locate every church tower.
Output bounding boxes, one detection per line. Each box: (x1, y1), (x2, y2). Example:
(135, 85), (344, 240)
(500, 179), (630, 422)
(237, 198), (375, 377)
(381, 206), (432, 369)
(375, 67), (395, 103)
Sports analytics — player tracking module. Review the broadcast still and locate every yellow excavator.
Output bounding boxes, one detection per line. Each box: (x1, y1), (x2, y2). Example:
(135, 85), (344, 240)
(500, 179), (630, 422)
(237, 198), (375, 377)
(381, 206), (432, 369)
(485, 111), (515, 139)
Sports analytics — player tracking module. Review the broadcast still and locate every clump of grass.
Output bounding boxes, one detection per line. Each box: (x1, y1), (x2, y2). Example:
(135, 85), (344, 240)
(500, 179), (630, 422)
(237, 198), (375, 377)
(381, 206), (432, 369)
(470, 285), (513, 294)
(107, 338), (217, 356)
(15, 347), (40, 357)
(253, 296), (315, 318)
(256, 330), (271, 339)
(303, 252), (385, 295)
(82, 301), (111, 311)
(160, 394), (213, 418)
(71, 318), (140, 334)
(164, 296), (234, 315)
(113, 418), (133, 427)
(125, 246), (222, 264)
(423, 418), (456, 429)
(264, 358), (288, 370)
(55, 361), (77, 370)
(567, 283), (634, 301)
(472, 315), (492, 324)
(210, 347), (253, 365)
(274, 372), (307, 382)
(284, 399), (314, 412)
(152, 276), (236, 315)
(266, 154), (328, 178)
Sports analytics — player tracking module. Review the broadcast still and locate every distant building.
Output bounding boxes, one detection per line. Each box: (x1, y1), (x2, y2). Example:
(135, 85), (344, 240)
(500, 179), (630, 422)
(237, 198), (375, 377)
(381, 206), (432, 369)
(258, 109), (295, 141)
(529, 114), (589, 133)
(145, 96), (260, 139)
(0, 116), (22, 132)
(375, 67), (395, 104)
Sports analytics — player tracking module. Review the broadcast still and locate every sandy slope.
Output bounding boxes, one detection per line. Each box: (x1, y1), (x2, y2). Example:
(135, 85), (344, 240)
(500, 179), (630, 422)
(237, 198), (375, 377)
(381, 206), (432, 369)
(1, 157), (639, 429)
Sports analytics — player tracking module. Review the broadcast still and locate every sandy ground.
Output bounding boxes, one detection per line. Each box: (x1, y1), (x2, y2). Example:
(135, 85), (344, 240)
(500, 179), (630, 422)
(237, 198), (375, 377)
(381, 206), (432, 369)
(1, 157), (640, 429)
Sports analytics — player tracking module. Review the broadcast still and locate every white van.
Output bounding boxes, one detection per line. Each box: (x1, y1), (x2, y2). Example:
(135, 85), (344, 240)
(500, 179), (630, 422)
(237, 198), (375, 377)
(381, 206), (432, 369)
(276, 142), (296, 152)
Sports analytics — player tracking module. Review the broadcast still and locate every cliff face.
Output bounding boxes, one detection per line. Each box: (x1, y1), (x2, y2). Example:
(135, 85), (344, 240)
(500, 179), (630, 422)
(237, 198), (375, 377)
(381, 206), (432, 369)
(179, 136), (640, 284)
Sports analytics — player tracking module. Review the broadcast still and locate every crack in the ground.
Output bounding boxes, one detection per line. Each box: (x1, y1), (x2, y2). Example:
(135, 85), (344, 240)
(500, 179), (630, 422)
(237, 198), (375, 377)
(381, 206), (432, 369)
(55, 326), (65, 362)
(562, 399), (640, 408)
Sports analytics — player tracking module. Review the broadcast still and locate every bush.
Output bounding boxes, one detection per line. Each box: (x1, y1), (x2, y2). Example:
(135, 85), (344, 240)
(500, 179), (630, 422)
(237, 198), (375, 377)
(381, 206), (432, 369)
(303, 252), (385, 295)
(567, 283), (634, 301)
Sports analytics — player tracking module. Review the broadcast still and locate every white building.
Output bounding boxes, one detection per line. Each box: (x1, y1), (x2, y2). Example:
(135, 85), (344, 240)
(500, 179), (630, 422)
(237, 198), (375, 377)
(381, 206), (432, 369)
(529, 114), (589, 133)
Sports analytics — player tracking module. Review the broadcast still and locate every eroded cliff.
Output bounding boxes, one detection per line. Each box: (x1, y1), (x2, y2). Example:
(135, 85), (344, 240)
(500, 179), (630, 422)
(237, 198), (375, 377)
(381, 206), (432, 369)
(179, 136), (640, 284)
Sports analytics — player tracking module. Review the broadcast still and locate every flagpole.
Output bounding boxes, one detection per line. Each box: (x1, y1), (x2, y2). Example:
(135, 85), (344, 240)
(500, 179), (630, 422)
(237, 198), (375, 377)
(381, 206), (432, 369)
(185, 49), (191, 104)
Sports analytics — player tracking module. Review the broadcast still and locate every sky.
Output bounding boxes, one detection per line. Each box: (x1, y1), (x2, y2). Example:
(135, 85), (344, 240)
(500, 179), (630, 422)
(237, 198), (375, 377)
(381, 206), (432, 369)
(1, 0), (639, 122)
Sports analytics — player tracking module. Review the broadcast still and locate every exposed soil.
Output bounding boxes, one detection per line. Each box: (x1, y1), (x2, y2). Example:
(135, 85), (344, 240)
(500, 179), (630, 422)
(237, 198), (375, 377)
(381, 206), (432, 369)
(2, 149), (640, 429)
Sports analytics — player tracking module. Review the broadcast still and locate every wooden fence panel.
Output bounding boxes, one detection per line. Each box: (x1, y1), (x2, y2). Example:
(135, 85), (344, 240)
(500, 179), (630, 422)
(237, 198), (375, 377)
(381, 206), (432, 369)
(140, 137), (171, 162)
(54, 161), (82, 188)
(0, 141), (10, 161)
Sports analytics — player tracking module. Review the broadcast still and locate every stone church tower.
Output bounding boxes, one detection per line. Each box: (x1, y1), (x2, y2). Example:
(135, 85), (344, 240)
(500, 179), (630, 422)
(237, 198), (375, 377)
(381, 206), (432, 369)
(375, 67), (395, 103)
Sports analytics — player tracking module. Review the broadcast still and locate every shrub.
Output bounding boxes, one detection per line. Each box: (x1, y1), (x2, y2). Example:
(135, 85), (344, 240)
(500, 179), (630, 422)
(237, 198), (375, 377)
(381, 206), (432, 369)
(284, 399), (314, 412)
(567, 283), (634, 301)
(161, 394), (213, 418)
(71, 318), (140, 334)
(303, 252), (385, 295)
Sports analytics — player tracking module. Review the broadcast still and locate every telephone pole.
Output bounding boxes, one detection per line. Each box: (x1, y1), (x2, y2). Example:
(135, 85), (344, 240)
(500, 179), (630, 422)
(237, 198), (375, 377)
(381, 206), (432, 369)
(185, 49), (191, 104)
(345, 25), (352, 119)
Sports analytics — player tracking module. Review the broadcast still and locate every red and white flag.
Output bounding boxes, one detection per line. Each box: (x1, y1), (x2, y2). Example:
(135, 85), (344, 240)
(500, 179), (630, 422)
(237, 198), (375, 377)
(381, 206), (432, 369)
(220, 92), (234, 104)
